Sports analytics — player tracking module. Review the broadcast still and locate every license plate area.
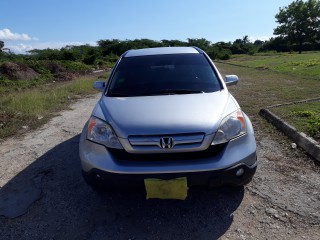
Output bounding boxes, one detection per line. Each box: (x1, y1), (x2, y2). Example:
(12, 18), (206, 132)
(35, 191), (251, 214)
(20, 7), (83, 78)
(144, 177), (188, 200)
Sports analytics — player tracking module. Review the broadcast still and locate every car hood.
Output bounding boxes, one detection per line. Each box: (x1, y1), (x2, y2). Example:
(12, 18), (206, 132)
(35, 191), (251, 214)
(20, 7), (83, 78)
(94, 90), (238, 138)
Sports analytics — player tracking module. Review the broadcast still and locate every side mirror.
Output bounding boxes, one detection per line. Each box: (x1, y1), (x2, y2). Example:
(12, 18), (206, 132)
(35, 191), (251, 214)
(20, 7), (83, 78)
(224, 75), (239, 86)
(93, 81), (105, 92)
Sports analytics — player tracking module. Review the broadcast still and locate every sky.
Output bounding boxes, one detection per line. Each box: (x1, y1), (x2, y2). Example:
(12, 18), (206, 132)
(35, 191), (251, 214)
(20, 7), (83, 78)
(0, 0), (294, 53)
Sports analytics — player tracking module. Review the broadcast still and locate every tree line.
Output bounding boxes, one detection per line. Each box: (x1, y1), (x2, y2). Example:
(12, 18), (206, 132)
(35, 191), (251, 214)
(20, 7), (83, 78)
(0, 37), (267, 66)
(0, 0), (319, 67)
(1, 34), (319, 67)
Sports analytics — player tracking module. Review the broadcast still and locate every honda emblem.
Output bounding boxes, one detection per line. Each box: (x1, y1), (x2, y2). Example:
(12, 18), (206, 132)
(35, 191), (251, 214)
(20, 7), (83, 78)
(160, 137), (174, 149)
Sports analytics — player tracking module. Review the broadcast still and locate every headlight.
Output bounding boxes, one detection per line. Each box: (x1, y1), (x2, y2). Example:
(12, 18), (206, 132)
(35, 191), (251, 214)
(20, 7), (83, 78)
(212, 109), (247, 145)
(87, 116), (123, 149)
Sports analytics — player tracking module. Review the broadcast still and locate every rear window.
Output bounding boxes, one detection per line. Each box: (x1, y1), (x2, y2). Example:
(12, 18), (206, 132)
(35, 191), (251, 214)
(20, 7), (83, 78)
(107, 53), (221, 97)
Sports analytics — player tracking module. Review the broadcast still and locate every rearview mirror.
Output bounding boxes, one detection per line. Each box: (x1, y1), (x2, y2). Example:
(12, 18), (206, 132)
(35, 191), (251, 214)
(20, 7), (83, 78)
(224, 75), (239, 86)
(93, 81), (105, 92)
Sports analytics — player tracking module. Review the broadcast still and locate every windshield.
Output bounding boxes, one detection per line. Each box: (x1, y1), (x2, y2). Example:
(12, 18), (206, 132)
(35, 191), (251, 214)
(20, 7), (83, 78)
(107, 53), (222, 97)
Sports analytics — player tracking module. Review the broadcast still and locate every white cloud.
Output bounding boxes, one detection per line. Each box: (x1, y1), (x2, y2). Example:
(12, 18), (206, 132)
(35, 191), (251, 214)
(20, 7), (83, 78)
(248, 35), (271, 42)
(0, 28), (38, 41)
(6, 41), (97, 54)
(5, 43), (34, 53)
(0, 28), (97, 54)
(30, 41), (90, 49)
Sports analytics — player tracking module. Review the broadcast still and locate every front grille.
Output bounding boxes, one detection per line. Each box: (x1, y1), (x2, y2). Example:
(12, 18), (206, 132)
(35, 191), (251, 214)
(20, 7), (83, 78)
(108, 143), (226, 162)
(128, 133), (205, 151)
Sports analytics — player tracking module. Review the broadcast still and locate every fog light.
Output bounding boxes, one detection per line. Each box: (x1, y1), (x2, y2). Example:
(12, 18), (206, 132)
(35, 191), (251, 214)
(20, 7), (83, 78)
(236, 168), (244, 177)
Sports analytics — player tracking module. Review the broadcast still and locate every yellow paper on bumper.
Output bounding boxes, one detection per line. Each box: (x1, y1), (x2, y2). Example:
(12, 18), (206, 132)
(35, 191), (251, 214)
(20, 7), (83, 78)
(144, 177), (188, 200)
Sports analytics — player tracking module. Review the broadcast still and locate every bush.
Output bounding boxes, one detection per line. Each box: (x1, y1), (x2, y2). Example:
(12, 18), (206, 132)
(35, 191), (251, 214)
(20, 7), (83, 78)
(0, 74), (9, 82)
(103, 53), (119, 63)
(25, 60), (52, 78)
(62, 61), (91, 74)
(96, 60), (114, 68)
(82, 55), (96, 65)
(206, 46), (231, 60)
(218, 50), (231, 60)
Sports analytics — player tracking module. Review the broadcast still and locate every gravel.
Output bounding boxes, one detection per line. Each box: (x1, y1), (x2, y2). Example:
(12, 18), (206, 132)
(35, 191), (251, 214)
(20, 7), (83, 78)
(0, 94), (319, 240)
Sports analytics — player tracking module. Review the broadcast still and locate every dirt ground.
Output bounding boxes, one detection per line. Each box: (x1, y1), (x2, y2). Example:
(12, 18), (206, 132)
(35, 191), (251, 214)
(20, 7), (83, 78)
(0, 90), (319, 239)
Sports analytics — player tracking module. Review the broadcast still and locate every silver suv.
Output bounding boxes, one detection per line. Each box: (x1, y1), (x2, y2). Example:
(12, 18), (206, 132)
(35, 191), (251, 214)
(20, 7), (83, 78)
(79, 47), (257, 193)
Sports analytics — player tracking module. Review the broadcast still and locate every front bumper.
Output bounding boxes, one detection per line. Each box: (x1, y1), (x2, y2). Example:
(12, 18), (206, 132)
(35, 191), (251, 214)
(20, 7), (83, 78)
(79, 124), (257, 187)
(83, 162), (257, 188)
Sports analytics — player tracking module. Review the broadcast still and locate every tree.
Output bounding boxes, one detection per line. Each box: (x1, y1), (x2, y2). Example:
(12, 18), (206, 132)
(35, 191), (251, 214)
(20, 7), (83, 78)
(0, 41), (4, 52)
(187, 38), (211, 51)
(233, 39), (243, 45)
(161, 39), (187, 47)
(274, 0), (320, 54)
(254, 40), (264, 46)
(242, 35), (250, 44)
(233, 36), (250, 45)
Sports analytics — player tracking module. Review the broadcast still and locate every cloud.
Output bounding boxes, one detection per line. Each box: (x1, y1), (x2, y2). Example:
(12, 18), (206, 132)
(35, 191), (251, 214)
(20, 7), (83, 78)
(5, 43), (34, 53)
(30, 41), (91, 49)
(6, 41), (97, 54)
(0, 28), (97, 53)
(0, 28), (38, 41)
(248, 35), (271, 42)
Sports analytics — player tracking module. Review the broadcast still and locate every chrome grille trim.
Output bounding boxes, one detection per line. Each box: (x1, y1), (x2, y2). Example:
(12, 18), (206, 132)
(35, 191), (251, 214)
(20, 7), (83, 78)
(119, 133), (214, 154)
(128, 133), (205, 148)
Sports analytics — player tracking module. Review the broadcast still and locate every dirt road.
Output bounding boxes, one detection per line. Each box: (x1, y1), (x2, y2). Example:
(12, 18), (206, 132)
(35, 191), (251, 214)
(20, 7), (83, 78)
(0, 92), (319, 239)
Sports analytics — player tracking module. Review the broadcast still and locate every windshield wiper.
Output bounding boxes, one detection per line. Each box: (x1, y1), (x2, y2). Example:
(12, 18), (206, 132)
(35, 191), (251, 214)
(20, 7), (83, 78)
(140, 89), (205, 96)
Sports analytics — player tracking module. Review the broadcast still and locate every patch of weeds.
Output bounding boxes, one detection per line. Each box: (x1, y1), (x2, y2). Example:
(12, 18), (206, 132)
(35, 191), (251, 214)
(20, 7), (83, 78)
(290, 110), (320, 139)
(290, 110), (315, 118)
(307, 115), (320, 139)
(25, 60), (52, 77)
(292, 59), (320, 67)
(62, 61), (91, 74)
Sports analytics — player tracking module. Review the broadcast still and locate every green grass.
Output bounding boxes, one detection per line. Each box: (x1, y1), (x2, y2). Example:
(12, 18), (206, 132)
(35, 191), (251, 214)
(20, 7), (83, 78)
(216, 62), (320, 115)
(0, 77), (50, 93)
(226, 52), (320, 81)
(0, 75), (107, 139)
(271, 101), (320, 140)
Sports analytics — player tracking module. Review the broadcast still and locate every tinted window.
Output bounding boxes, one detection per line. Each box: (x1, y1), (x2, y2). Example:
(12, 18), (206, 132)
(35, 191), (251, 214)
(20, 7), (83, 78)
(107, 53), (221, 97)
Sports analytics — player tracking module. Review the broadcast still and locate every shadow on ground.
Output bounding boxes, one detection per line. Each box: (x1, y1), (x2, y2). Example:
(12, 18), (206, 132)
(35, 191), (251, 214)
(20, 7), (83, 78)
(0, 135), (244, 240)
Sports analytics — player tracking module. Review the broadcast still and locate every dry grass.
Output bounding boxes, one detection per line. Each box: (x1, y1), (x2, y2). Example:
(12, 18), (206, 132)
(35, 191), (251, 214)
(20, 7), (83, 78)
(216, 56), (320, 146)
(216, 62), (320, 116)
(0, 75), (107, 139)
